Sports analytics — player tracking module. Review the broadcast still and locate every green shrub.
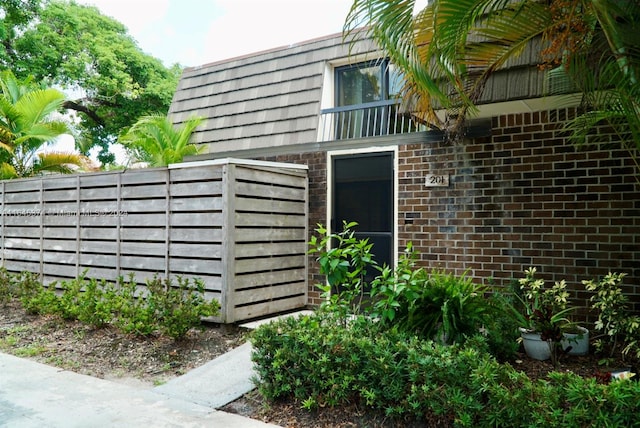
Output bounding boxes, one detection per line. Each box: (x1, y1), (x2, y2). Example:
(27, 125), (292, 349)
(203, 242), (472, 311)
(251, 313), (640, 427)
(483, 292), (522, 361)
(5, 270), (218, 339)
(308, 221), (378, 317)
(583, 272), (640, 361)
(17, 272), (60, 316)
(0, 268), (11, 304)
(370, 245), (494, 345)
(146, 276), (220, 339)
(111, 275), (158, 336)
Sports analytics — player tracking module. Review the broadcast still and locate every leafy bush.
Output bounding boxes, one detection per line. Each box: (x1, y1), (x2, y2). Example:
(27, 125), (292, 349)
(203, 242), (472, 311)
(0, 268), (20, 305)
(16, 272), (60, 315)
(369, 244), (494, 345)
(308, 221), (377, 317)
(482, 292), (522, 361)
(251, 313), (640, 426)
(6, 271), (219, 339)
(310, 225), (495, 346)
(111, 275), (158, 336)
(584, 272), (640, 361)
(146, 276), (219, 339)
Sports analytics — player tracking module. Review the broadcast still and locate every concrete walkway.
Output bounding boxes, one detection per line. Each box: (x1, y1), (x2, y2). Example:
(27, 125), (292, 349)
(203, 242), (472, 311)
(0, 351), (278, 428)
(153, 342), (255, 409)
(0, 314), (298, 428)
(0, 310), (314, 427)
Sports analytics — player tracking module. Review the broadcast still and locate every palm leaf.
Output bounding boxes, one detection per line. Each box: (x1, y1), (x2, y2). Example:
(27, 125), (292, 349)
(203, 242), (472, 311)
(32, 151), (91, 176)
(14, 89), (67, 132)
(119, 114), (205, 167)
(0, 162), (17, 180)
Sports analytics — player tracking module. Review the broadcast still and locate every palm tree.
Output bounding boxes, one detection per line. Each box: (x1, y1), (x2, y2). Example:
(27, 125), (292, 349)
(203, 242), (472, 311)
(0, 70), (88, 179)
(118, 114), (205, 167)
(345, 0), (640, 165)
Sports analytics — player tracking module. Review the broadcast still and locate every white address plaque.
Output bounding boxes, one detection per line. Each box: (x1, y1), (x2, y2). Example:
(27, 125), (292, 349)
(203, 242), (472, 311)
(425, 174), (450, 187)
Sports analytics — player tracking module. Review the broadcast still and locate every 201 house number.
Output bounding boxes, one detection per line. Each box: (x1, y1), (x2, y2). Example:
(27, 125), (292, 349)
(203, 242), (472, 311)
(425, 174), (450, 187)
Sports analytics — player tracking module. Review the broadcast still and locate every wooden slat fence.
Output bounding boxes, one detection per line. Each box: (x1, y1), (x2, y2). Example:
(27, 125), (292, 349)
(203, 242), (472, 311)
(0, 159), (308, 323)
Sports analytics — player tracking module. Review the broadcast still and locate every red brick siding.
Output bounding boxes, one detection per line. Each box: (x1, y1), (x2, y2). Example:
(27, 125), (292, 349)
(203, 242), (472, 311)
(398, 108), (639, 315)
(263, 108), (640, 313)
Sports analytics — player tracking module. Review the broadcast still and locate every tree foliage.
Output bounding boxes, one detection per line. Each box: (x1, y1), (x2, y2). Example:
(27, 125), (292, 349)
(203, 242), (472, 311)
(0, 0), (181, 165)
(345, 0), (640, 168)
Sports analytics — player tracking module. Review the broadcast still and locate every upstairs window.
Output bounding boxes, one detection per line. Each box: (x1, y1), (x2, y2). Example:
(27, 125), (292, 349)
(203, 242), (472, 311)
(319, 59), (421, 141)
(335, 59), (402, 108)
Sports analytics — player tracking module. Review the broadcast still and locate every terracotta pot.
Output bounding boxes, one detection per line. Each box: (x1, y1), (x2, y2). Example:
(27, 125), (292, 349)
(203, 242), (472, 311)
(519, 328), (551, 361)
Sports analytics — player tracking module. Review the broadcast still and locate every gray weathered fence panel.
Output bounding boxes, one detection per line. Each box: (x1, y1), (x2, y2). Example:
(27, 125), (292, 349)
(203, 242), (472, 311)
(235, 255), (305, 274)
(234, 282), (307, 306)
(232, 294), (307, 321)
(235, 242), (306, 258)
(234, 181), (306, 200)
(234, 227), (306, 242)
(169, 227), (223, 242)
(170, 181), (223, 197)
(233, 268), (307, 290)
(235, 197), (305, 214)
(0, 159), (308, 323)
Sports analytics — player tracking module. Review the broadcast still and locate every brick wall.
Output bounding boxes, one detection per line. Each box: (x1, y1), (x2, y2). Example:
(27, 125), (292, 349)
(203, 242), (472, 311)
(264, 107), (640, 313)
(398, 108), (640, 315)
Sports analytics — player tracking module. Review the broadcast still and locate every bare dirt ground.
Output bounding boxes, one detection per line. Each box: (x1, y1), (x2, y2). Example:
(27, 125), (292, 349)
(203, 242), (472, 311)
(1, 299), (633, 427)
(0, 300), (246, 388)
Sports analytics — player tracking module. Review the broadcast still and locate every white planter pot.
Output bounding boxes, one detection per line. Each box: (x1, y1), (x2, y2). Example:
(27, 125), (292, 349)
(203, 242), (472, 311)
(519, 328), (551, 361)
(561, 326), (589, 356)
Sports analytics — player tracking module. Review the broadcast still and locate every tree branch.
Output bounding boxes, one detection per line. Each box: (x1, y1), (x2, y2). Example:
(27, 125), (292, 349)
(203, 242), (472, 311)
(62, 100), (105, 126)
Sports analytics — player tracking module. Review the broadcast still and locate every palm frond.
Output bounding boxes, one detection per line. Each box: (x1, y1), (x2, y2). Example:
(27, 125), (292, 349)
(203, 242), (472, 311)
(32, 151), (91, 176)
(118, 114), (205, 167)
(0, 162), (17, 180)
(14, 89), (67, 132)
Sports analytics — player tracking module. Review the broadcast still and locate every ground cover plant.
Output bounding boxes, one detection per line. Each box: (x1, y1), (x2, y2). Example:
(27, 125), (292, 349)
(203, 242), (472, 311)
(251, 312), (640, 427)
(0, 269), (219, 339)
(0, 282), (243, 388)
(245, 223), (640, 426)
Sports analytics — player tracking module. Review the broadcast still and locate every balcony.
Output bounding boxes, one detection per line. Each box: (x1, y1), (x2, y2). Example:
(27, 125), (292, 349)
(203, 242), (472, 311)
(318, 100), (427, 142)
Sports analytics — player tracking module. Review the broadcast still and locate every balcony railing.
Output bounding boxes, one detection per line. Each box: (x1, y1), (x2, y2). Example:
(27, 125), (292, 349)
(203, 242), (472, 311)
(319, 100), (426, 142)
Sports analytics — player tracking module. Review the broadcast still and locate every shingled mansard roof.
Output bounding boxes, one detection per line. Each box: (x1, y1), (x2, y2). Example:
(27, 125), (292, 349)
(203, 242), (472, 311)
(169, 31), (575, 157)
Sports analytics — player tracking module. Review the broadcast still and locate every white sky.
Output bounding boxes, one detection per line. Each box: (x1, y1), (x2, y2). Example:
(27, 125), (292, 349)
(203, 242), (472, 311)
(77, 0), (357, 67)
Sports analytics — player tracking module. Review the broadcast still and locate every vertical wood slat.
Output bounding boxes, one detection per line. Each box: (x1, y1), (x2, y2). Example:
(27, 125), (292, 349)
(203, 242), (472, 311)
(75, 175), (80, 277)
(38, 179), (44, 281)
(221, 163), (235, 321)
(116, 172), (122, 279)
(164, 170), (170, 279)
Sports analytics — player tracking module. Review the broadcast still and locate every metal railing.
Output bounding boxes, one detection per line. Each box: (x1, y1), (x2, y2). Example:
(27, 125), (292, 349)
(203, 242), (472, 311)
(318, 100), (426, 141)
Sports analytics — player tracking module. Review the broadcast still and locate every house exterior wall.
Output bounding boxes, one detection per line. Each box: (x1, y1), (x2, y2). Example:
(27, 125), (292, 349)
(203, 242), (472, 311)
(170, 33), (639, 316)
(260, 107), (640, 314)
(169, 32), (549, 158)
(169, 32), (378, 154)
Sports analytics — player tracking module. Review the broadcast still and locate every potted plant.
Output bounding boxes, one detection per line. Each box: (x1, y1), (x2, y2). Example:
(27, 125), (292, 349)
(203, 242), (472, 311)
(517, 267), (579, 367)
(561, 325), (590, 356)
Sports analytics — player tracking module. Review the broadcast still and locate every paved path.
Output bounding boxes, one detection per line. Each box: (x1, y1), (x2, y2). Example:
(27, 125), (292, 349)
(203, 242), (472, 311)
(154, 342), (255, 409)
(0, 344), (276, 427)
(0, 310), (313, 427)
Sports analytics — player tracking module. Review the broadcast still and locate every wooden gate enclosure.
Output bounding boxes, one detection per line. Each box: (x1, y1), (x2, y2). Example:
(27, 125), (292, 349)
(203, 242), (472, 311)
(0, 158), (308, 323)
